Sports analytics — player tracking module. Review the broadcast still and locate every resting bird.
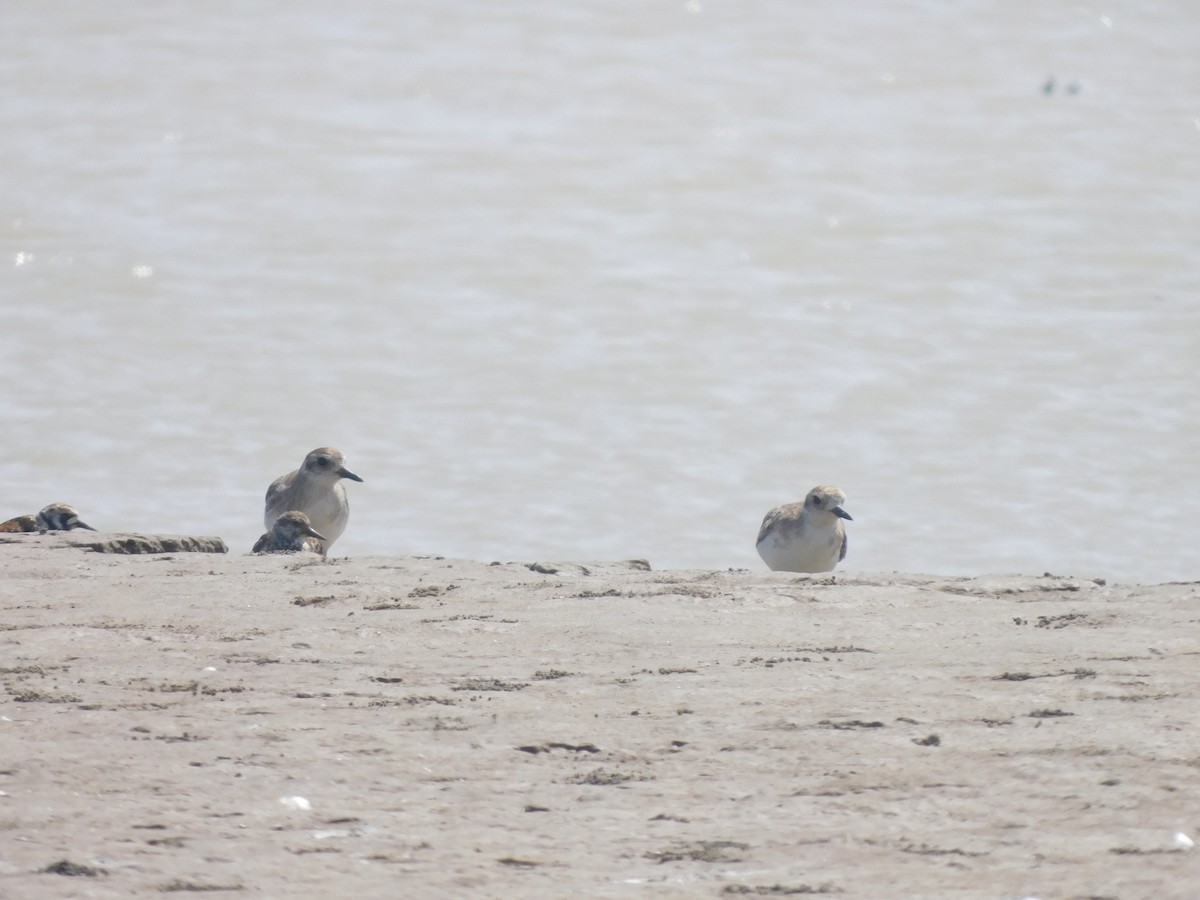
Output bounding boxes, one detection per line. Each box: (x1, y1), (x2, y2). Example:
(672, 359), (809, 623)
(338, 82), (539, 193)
(253, 511), (327, 554)
(0, 503), (97, 534)
(755, 485), (852, 573)
(263, 447), (362, 556)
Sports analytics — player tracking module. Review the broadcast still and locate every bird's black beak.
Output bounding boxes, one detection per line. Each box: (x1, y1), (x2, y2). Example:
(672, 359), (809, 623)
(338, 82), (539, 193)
(305, 525), (328, 541)
(834, 507), (852, 521)
(339, 468), (363, 483)
(75, 520), (98, 531)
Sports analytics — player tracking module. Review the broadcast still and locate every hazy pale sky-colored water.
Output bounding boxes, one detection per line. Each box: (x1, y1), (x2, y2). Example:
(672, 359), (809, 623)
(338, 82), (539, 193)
(3, 2), (1198, 581)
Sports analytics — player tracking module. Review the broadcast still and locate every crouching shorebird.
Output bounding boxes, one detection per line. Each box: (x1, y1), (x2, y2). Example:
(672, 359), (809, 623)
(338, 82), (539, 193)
(0, 503), (97, 534)
(263, 447), (363, 556)
(253, 511), (327, 554)
(755, 485), (852, 573)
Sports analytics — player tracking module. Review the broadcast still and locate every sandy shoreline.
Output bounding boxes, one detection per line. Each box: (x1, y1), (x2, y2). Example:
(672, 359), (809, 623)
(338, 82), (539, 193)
(1, 534), (1196, 898)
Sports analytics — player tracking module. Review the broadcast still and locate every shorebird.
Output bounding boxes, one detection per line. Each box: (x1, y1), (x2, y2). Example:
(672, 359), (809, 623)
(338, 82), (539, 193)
(755, 485), (852, 573)
(263, 447), (362, 556)
(252, 511), (327, 554)
(0, 503), (97, 534)
(0, 514), (38, 533)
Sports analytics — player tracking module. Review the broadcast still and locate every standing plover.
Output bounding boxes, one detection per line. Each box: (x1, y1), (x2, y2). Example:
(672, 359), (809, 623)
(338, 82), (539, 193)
(263, 447), (362, 556)
(0, 503), (97, 534)
(756, 485), (852, 573)
(253, 511), (327, 554)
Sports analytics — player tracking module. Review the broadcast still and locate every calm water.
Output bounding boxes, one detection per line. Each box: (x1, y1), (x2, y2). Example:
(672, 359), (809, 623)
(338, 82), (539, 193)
(3, 3), (1198, 582)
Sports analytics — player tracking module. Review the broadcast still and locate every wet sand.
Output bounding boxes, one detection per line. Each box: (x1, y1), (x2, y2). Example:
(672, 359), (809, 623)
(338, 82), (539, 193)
(1, 534), (1196, 898)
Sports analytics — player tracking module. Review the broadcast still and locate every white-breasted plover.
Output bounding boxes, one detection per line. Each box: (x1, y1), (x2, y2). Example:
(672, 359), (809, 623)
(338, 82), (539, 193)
(755, 485), (852, 573)
(263, 447), (362, 556)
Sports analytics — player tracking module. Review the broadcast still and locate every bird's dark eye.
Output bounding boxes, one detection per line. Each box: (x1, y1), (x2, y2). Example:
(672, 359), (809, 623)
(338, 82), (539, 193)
(317, 457), (330, 467)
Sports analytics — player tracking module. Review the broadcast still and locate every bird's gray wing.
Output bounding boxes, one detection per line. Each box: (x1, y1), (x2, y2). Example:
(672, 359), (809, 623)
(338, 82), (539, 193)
(839, 531), (848, 563)
(264, 477), (287, 507)
(755, 508), (781, 546)
(263, 474), (293, 525)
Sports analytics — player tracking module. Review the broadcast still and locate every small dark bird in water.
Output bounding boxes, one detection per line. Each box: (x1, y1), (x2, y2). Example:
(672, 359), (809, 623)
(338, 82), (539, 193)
(1042, 76), (1081, 96)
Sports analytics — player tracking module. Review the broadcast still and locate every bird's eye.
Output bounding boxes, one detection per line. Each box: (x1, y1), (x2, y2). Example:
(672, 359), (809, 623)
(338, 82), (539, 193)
(317, 457), (330, 467)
